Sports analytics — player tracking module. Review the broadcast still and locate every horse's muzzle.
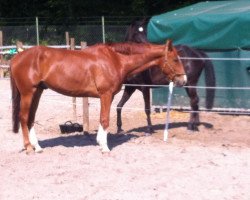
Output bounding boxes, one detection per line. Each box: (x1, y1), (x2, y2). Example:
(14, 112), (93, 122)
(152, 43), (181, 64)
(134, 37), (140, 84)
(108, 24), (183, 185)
(173, 74), (187, 87)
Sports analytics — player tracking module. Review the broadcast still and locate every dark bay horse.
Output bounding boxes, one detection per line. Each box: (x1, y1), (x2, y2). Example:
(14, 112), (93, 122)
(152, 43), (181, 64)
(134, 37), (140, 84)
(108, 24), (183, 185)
(116, 18), (216, 133)
(10, 40), (187, 153)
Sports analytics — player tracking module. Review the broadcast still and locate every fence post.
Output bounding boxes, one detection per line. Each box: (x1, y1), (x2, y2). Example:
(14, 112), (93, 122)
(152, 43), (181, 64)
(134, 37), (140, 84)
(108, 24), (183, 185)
(0, 31), (3, 76)
(81, 41), (89, 133)
(36, 17), (39, 45)
(0, 31), (3, 78)
(16, 41), (23, 52)
(102, 16), (105, 43)
(70, 38), (77, 122)
(65, 32), (69, 49)
(0, 31), (3, 63)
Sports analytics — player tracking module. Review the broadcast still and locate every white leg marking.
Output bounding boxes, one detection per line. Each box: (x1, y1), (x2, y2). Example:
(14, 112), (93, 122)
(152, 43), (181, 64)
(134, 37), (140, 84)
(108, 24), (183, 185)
(97, 125), (110, 152)
(29, 127), (43, 153)
(184, 75), (188, 84)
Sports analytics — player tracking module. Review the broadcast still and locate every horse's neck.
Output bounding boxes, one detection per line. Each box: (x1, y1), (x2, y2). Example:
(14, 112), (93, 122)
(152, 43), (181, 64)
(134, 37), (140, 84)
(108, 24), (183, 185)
(127, 57), (163, 76)
(110, 42), (163, 55)
(111, 43), (164, 75)
(122, 50), (164, 76)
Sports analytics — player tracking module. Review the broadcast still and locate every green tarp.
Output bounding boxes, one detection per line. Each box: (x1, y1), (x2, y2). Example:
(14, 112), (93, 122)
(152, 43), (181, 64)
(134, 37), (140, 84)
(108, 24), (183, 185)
(147, 1), (250, 50)
(152, 50), (250, 109)
(148, 1), (250, 110)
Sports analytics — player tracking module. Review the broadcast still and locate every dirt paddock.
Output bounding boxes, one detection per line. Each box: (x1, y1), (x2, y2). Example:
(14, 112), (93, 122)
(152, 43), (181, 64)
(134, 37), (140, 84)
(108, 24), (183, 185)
(1, 79), (250, 200)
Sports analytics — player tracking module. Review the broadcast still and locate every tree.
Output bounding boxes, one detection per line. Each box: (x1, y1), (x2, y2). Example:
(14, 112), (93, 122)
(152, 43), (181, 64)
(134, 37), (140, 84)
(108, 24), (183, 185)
(0, 0), (203, 21)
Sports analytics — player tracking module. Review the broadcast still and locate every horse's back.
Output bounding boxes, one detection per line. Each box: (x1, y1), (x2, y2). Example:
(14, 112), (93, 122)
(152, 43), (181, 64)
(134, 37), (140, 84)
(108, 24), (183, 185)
(11, 46), (58, 71)
(176, 45), (204, 57)
(10, 44), (124, 97)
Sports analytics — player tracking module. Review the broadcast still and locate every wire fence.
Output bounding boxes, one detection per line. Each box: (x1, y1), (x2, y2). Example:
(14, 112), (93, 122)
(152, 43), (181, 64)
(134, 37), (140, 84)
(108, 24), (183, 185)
(0, 17), (249, 113)
(1, 77), (250, 116)
(0, 16), (131, 46)
(0, 54), (250, 113)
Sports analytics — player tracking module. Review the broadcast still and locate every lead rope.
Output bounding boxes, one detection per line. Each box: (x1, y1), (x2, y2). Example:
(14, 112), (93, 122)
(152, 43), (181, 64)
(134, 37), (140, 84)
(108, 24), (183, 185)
(163, 81), (174, 141)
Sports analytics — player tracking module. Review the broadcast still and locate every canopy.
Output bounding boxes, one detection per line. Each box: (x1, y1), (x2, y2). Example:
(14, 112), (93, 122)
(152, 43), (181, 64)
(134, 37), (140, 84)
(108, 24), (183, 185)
(147, 1), (250, 50)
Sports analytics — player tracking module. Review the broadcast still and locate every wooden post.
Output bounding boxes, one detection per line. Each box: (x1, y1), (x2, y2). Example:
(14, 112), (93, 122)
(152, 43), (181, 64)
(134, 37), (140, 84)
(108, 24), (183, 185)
(16, 41), (23, 51)
(0, 31), (3, 78)
(0, 31), (3, 62)
(70, 38), (77, 122)
(81, 42), (89, 133)
(0, 69), (3, 78)
(65, 32), (69, 49)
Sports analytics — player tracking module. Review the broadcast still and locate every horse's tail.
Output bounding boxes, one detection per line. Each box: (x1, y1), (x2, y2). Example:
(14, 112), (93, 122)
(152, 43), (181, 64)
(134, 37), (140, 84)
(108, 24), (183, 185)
(204, 57), (216, 109)
(10, 67), (20, 133)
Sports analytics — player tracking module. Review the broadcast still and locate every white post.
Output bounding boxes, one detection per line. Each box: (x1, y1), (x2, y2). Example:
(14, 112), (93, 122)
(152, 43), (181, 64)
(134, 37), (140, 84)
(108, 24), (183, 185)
(164, 82), (174, 141)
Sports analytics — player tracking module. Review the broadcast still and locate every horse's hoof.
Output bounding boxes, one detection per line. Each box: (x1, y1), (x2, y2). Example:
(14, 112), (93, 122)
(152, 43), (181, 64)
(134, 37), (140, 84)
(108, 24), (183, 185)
(84, 131), (90, 136)
(144, 132), (151, 137)
(187, 124), (199, 132)
(35, 147), (43, 153)
(117, 128), (125, 134)
(101, 145), (111, 153)
(26, 148), (35, 155)
(145, 126), (153, 135)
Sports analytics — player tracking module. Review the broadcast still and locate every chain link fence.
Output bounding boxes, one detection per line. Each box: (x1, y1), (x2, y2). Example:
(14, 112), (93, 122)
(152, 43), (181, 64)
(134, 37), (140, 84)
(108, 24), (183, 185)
(0, 17), (133, 46)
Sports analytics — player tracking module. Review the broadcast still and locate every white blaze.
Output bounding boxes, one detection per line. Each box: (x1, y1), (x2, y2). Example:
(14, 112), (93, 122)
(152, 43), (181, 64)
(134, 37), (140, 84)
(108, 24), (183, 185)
(138, 27), (144, 32)
(183, 75), (188, 84)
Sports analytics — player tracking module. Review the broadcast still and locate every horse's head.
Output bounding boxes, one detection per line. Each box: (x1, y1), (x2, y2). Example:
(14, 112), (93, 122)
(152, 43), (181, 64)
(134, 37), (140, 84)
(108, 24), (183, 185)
(125, 18), (149, 43)
(161, 40), (187, 87)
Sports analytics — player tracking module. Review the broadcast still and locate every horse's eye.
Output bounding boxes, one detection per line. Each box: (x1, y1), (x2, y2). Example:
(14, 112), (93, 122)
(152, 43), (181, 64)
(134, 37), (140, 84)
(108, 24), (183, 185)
(138, 27), (144, 32)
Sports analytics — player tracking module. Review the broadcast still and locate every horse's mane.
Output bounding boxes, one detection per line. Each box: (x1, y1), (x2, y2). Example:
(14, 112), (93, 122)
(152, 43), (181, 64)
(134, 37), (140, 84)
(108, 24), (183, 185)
(107, 42), (151, 55)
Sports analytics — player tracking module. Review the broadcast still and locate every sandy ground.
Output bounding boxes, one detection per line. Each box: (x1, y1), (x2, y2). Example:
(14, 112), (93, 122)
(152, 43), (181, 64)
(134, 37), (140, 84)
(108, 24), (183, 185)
(0, 78), (250, 200)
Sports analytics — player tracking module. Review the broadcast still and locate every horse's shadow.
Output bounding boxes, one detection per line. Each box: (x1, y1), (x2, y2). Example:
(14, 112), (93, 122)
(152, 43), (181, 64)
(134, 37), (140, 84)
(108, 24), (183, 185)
(39, 121), (213, 151)
(127, 121), (213, 133)
(39, 131), (139, 150)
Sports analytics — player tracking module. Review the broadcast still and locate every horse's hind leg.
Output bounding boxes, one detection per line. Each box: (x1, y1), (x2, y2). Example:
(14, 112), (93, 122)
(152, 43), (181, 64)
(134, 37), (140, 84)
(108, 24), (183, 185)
(97, 93), (114, 152)
(28, 88), (43, 153)
(142, 87), (153, 134)
(19, 92), (36, 153)
(185, 87), (200, 131)
(116, 86), (136, 133)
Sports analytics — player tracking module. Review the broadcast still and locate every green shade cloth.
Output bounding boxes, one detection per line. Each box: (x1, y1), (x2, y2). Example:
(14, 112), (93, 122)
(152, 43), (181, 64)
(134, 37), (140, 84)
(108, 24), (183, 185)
(148, 1), (250, 110)
(148, 1), (250, 50)
(152, 50), (250, 110)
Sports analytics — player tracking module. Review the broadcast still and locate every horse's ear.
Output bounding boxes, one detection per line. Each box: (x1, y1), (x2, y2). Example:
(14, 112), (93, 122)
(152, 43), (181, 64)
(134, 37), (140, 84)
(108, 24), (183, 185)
(165, 39), (173, 52)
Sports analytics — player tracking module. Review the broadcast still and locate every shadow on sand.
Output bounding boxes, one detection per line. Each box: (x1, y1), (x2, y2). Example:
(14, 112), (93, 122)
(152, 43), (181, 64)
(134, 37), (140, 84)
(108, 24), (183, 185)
(127, 121), (213, 133)
(39, 131), (139, 151)
(39, 121), (213, 150)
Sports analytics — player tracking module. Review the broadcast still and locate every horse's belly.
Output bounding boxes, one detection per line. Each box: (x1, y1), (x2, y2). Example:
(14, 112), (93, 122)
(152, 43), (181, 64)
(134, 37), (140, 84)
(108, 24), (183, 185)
(43, 78), (99, 98)
(48, 84), (99, 98)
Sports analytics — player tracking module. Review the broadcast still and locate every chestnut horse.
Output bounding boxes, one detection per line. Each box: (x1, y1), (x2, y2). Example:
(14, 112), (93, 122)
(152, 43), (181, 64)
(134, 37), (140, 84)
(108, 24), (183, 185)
(116, 18), (216, 133)
(11, 40), (186, 153)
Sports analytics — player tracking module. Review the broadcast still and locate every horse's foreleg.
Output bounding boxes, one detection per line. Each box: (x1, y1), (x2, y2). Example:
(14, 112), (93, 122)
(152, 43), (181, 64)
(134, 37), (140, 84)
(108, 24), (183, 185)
(97, 93), (113, 152)
(19, 93), (35, 153)
(142, 87), (153, 134)
(185, 87), (200, 131)
(116, 86), (136, 133)
(28, 88), (43, 153)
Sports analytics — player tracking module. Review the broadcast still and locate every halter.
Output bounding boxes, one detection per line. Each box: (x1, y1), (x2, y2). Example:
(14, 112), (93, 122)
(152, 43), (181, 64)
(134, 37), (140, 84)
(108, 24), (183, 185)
(162, 55), (186, 81)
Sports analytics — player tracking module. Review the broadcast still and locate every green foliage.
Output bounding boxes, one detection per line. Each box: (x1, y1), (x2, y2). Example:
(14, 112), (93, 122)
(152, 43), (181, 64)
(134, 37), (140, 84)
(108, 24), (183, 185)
(0, 0), (203, 45)
(0, 0), (203, 22)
